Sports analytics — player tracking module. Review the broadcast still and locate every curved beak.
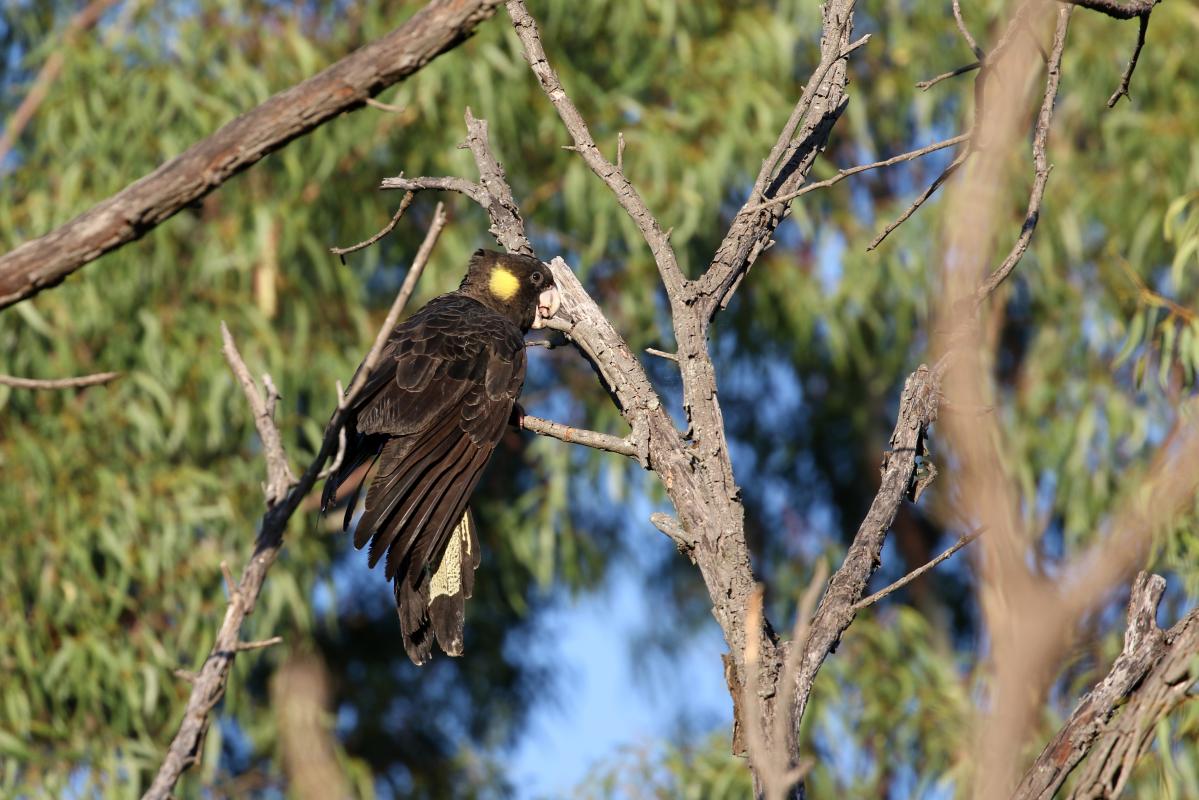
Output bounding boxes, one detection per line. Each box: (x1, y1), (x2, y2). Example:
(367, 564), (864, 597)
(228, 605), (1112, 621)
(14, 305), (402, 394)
(532, 285), (561, 329)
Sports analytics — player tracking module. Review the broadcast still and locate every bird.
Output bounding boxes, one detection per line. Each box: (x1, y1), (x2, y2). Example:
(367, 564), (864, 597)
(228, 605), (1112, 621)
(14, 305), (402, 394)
(321, 249), (561, 665)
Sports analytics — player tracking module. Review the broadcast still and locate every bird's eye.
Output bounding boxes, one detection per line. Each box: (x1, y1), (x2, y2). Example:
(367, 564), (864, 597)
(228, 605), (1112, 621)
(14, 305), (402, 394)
(531, 271), (543, 286)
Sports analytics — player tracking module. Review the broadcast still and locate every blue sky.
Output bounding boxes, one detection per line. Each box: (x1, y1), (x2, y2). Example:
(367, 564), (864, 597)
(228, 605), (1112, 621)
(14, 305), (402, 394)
(508, 552), (733, 798)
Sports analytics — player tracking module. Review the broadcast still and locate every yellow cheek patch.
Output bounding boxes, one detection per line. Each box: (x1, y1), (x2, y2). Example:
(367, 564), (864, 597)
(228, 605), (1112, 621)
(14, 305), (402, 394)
(489, 266), (520, 300)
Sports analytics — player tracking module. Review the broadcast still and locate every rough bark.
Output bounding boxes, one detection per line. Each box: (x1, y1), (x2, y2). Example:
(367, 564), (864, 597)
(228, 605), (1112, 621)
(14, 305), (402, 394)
(0, 0), (501, 310)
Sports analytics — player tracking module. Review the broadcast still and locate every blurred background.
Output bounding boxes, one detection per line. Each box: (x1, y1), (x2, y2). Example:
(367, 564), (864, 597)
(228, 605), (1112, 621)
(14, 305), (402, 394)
(2, 0), (1198, 797)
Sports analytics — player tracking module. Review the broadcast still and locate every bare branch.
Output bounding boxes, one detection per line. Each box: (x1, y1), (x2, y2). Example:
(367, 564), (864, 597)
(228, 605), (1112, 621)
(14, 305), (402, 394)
(645, 347), (678, 362)
(916, 61), (982, 91)
(232, 636), (283, 653)
(866, 150), (968, 251)
(649, 512), (697, 553)
(381, 174), (489, 206)
(746, 133), (971, 214)
(143, 204), (446, 800)
(976, 9), (1071, 301)
(504, 0), (686, 295)
(953, 0), (986, 59)
(329, 191), (416, 257)
(0, 371), (120, 390)
(697, 0), (857, 317)
(852, 527), (984, 611)
(0, 0), (501, 311)
(364, 97), (406, 114)
(1067, 603), (1199, 798)
(220, 325), (296, 506)
(1057, 0), (1157, 20)
(1106, 10), (1151, 107)
(790, 364), (940, 732)
(520, 414), (638, 458)
(1014, 572), (1168, 800)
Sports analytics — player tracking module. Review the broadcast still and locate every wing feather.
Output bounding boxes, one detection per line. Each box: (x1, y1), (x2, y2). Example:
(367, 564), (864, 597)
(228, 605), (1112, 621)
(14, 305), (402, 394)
(320, 292), (529, 663)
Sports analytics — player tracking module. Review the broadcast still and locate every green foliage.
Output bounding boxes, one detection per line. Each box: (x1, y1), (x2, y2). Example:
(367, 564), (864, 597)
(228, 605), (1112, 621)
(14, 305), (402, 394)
(3, 0), (1199, 797)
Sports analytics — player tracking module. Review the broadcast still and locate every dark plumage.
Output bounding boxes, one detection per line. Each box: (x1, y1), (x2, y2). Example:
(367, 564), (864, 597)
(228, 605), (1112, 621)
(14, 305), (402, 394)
(321, 249), (560, 664)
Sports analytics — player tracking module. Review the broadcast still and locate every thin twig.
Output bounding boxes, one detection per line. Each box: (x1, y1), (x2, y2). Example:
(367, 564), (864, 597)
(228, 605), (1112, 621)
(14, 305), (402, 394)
(232, 636), (283, 652)
(867, 151), (968, 251)
(916, 61), (981, 91)
(953, 0), (986, 59)
(365, 97), (406, 113)
(1106, 10), (1151, 107)
(976, 7), (1071, 301)
(330, 191), (415, 257)
(645, 347), (678, 362)
(521, 414), (638, 458)
(852, 528), (984, 611)
(220, 327), (296, 505)
(746, 133), (970, 213)
(0, 371), (121, 390)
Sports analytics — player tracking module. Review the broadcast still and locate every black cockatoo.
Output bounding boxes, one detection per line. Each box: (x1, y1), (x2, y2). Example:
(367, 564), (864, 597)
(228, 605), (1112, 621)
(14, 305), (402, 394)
(322, 249), (561, 664)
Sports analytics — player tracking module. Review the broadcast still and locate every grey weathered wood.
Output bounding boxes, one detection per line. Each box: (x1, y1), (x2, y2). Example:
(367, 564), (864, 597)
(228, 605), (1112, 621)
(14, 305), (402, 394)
(0, 0), (502, 310)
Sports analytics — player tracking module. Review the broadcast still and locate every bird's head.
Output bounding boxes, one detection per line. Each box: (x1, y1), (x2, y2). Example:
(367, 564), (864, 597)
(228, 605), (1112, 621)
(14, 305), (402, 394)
(461, 249), (561, 332)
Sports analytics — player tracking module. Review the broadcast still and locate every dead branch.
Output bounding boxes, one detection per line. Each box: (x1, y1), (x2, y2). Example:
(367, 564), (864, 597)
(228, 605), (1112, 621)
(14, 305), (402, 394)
(504, 0), (686, 295)
(917, 61), (982, 91)
(0, 371), (121, 390)
(329, 190), (416, 257)
(0, 0), (501, 311)
(852, 527), (984, 611)
(520, 415), (638, 458)
(1067, 603), (1199, 798)
(220, 328), (296, 505)
(747, 133), (971, 214)
(1013, 572), (1168, 800)
(789, 365), (940, 730)
(143, 205), (445, 800)
(977, 9), (1071, 301)
(1107, 10), (1151, 107)
(867, 151), (968, 251)
(1058, 0), (1158, 20)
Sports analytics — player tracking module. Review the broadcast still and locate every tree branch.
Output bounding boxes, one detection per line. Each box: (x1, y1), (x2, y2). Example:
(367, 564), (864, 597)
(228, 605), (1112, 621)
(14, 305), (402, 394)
(696, 1), (857, 318)
(504, 0), (686, 296)
(866, 151), (968, 251)
(380, 174), (489, 206)
(520, 414), (638, 458)
(1106, 10), (1151, 107)
(1057, 0), (1158, 20)
(789, 364), (940, 735)
(143, 205), (446, 800)
(0, 0), (501, 311)
(1012, 572), (1168, 799)
(745, 133), (971, 214)
(975, 1), (1072, 301)
(851, 527), (984, 611)
(329, 190), (416, 257)
(0, 371), (120, 390)
(1067, 602), (1199, 798)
